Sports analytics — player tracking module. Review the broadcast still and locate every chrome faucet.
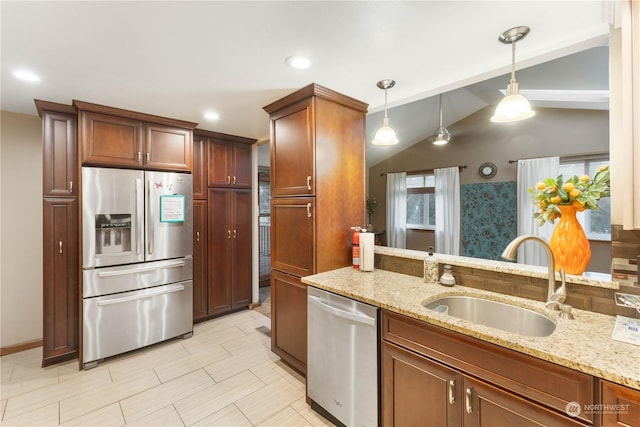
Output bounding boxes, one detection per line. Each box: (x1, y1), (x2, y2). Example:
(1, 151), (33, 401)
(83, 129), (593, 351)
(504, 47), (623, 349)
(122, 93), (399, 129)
(501, 235), (567, 310)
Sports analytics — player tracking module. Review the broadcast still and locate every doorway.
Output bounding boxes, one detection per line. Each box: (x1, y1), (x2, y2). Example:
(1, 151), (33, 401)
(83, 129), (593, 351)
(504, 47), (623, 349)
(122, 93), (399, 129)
(258, 166), (271, 288)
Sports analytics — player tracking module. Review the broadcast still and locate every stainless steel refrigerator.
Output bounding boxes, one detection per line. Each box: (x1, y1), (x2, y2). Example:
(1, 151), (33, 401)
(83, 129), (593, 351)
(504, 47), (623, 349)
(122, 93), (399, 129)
(81, 167), (193, 369)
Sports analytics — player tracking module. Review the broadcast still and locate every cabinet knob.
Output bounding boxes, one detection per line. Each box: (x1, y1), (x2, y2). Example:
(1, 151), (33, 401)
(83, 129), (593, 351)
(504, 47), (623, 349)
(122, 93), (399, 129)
(146, 153), (150, 163)
(448, 380), (455, 405)
(227, 230), (231, 239)
(59, 241), (63, 254)
(306, 203), (312, 218)
(196, 231), (200, 242)
(465, 387), (473, 414)
(227, 176), (231, 185)
(69, 181), (73, 193)
(137, 152), (142, 163)
(232, 176), (237, 185)
(307, 176), (312, 191)
(233, 229), (237, 239)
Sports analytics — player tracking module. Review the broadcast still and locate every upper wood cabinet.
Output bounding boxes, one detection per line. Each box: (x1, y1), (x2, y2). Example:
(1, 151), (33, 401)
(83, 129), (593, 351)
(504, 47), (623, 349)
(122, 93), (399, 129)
(74, 100), (197, 171)
(36, 100), (78, 197)
(208, 138), (252, 188)
(192, 134), (208, 200)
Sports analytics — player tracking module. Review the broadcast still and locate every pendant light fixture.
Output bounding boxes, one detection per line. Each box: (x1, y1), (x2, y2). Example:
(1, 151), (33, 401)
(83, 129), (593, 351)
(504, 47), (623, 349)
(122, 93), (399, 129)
(430, 93), (452, 145)
(372, 79), (399, 146)
(491, 26), (535, 123)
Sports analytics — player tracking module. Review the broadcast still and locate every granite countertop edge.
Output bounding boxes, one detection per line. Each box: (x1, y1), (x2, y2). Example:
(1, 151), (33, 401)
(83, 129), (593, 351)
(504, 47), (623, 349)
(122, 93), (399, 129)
(301, 265), (640, 392)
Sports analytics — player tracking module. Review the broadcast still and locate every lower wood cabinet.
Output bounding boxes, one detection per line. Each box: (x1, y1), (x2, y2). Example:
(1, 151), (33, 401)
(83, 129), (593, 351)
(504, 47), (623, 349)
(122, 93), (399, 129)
(206, 188), (251, 316)
(271, 269), (307, 374)
(192, 199), (208, 321)
(42, 198), (78, 367)
(381, 310), (594, 426)
(600, 380), (640, 427)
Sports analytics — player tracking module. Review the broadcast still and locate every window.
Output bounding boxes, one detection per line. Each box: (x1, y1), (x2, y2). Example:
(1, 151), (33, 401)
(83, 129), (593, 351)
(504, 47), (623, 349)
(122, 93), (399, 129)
(559, 159), (611, 241)
(406, 174), (435, 229)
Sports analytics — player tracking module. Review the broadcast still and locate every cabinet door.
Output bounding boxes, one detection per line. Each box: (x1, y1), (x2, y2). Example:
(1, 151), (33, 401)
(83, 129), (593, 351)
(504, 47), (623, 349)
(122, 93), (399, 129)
(271, 197), (315, 276)
(463, 377), (585, 427)
(192, 135), (208, 200)
(208, 139), (231, 187)
(43, 111), (77, 197)
(270, 98), (315, 197)
(271, 269), (307, 374)
(382, 341), (462, 427)
(231, 189), (252, 309)
(600, 380), (640, 427)
(208, 188), (232, 315)
(231, 143), (252, 188)
(42, 198), (78, 366)
(80, 111), (144, 167)
(144, 123), (192, 171)
(193, 200), (208, 321)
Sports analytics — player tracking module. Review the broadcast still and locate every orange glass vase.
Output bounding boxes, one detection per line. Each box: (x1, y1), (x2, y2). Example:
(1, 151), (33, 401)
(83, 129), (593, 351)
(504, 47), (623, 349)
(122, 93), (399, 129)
(548, 205), (591, 274)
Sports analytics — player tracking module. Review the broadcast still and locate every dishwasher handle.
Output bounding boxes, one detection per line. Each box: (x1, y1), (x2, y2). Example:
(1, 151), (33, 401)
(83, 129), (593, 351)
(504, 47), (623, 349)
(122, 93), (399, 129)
(308, 295), (376, 326)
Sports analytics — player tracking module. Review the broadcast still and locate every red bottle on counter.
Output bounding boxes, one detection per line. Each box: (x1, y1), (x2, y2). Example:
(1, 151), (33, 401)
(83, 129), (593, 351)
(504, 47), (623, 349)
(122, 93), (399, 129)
(351, 227), (361, 269)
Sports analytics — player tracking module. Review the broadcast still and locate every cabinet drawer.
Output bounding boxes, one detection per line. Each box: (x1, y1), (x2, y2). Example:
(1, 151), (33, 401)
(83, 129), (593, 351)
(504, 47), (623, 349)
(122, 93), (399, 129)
(382, 310), (595, 424)
(270, 197), (315, 276)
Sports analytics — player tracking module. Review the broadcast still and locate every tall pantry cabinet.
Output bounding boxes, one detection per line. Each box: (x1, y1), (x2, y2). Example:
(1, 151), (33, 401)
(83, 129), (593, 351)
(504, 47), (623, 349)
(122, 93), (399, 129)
(192, 129), (256, 321)
(35, 100), (79, 367)
(263, 83), (368, 374)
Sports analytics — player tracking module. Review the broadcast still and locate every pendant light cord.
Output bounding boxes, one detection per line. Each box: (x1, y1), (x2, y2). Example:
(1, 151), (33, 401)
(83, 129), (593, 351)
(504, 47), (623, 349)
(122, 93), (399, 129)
(510, 41), (517, 85)
(438, 93), (443, 126)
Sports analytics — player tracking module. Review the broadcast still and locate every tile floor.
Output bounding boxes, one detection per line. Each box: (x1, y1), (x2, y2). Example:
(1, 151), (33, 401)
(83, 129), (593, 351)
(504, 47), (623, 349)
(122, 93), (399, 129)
(0, 310), (333, 427)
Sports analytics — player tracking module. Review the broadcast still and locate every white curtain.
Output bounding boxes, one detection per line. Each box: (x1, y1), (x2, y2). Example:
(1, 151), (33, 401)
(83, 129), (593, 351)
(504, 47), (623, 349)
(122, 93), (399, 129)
(386, 172), (407, 248)
(516, 157), (559, 266)
(434, 167), (460, 255)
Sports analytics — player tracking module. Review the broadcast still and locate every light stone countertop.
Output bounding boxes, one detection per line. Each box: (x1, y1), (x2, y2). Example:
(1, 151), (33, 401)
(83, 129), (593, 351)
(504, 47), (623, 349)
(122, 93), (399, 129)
(301, 263), (640, 391)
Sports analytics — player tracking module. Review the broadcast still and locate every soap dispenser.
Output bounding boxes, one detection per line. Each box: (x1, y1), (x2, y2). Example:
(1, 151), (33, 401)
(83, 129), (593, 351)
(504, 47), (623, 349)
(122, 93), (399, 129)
(424, 247), (438, 284)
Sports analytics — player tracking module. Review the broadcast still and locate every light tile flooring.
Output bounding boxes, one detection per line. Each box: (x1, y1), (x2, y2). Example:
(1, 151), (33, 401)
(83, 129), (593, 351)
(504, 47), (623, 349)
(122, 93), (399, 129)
(0, 310), (334, 427)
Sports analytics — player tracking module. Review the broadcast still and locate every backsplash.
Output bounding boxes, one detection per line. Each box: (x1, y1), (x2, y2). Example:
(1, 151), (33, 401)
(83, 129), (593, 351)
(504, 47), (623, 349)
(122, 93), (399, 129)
(375, 252), (640, 318)
(461, 181), (517, 260)
(611, 224), (640, 288)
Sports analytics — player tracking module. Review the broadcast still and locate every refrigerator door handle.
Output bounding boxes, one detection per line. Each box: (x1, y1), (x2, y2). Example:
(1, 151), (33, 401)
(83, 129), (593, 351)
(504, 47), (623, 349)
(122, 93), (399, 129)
(97, 283), (185, 306)
(147, 180), (154, 255)
(136, 178), (143, 255)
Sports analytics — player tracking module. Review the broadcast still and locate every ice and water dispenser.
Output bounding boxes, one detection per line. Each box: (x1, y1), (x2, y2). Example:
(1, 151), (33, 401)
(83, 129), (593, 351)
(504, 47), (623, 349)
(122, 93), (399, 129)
(94, 214), (132, 255)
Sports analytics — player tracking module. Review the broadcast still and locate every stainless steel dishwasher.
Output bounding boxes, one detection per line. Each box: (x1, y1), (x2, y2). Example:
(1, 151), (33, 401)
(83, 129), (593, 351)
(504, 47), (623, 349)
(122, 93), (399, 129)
(307, 286), (379, 427)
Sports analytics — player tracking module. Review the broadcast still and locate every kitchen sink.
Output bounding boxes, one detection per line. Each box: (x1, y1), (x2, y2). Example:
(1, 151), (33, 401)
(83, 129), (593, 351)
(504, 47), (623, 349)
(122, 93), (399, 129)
(423, 295), (556, 337)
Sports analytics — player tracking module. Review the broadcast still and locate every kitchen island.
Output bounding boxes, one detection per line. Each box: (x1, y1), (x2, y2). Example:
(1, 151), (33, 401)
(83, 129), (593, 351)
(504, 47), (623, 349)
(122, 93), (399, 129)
(302, 246), (640, 425)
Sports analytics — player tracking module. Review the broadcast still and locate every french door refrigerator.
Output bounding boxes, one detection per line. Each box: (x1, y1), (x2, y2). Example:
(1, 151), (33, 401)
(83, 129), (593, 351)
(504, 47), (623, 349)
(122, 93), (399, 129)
(82, 167), (193, 369)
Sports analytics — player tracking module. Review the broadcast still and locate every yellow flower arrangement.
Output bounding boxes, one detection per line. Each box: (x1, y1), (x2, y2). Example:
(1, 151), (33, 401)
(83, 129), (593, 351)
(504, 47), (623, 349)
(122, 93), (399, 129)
(529, 165), (610, 226)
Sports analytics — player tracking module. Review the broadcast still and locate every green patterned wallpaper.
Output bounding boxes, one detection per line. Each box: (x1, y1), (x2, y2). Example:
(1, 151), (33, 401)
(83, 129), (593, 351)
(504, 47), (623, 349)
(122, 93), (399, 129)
(461, 181), (517, 260)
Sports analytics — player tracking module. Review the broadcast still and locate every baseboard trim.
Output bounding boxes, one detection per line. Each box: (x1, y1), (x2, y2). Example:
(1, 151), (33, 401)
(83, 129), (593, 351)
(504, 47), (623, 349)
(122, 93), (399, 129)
(0, 339), (42, 356)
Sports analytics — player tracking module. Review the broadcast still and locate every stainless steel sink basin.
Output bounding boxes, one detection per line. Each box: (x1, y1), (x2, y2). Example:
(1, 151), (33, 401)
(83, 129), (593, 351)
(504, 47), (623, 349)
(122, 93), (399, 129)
(424, 295), (556, 337)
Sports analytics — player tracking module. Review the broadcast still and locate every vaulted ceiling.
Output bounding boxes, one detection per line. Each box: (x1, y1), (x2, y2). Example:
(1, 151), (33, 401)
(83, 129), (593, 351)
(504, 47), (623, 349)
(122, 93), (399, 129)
(1, 1), (610, 166)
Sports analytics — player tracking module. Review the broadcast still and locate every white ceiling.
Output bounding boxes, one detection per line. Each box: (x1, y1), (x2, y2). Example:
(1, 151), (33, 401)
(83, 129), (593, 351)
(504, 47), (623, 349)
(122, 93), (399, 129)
(1, 1), (610, 167)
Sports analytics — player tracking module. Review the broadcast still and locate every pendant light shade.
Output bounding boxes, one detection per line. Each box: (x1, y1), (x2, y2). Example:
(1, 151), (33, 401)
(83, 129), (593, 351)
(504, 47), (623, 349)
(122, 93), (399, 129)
(430, 93), (452, 145)
(372, 79), (399, 146)
(491, 26), (535, 123)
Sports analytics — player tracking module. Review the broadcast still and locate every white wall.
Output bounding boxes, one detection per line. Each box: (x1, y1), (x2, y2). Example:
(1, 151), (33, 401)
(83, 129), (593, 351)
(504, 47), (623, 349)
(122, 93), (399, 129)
(1, 111), (43, 348)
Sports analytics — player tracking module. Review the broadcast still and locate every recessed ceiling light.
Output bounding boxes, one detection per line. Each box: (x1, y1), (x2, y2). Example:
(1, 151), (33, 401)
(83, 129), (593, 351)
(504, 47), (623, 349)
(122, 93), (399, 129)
(13, 70), (40, 82)
(204, 111), (220, 121)
(285, 55), (311, 70)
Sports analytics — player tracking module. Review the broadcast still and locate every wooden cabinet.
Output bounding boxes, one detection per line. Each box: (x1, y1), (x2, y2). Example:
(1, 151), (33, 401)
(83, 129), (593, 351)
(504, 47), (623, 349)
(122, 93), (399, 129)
(40, 106), (77, 197)
(74, 100), (197, 171)
(207, 188), (252, 315)
(36, 100), (80, 368)
(42, 198), (79, 367)
(192, 199), (208, 321)
(600, 380), (640, 427)
(208, 137), (252, 188)
(271, 270), (307, 374)
(263, 83), (368, 374)
(381, 310), (595, 426)
(192, 134), (208, 200)
(192, 129), (255, 320)
(270, 197), (315, 277)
